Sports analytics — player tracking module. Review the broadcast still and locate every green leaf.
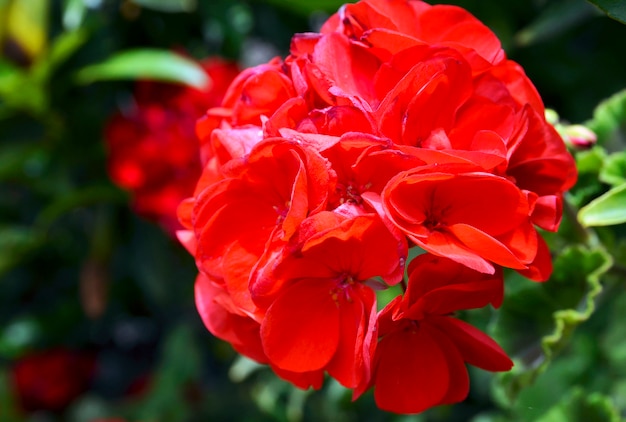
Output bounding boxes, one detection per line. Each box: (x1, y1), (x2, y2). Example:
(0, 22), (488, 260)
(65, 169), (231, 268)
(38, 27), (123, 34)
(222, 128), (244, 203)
(75, 49), (209, 89)
(46, 29), (89, 72)
(0, 369), (21, 422)
(599, 151), (626, 186)
(493, 246), (612, 405)
(601, 291), (626, 376)
(131, 0), (197, 12)
(0, 226), (43, 276)
(254, 0), (349, 15)
(586, 89), (626, 146)
(133, 324), (201, 422)
(0, 58), (47, 113)
(515, 0), (598, 47)
(536, 388), (620, 422)
(586, 0), (626, 24)
(63, 0), (87, 30)
(578, 182), (626, 227)
(36, 184), (128, 228)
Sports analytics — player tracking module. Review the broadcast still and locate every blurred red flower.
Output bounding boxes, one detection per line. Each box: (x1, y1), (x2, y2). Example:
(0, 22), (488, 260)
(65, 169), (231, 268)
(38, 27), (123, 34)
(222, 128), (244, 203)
(105, 57), (239, 235)
(10, 348), (95, 413)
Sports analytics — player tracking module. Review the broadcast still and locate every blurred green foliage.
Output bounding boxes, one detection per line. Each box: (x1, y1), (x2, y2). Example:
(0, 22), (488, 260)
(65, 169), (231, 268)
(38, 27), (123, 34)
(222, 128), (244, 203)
(1, 0), (626, 421)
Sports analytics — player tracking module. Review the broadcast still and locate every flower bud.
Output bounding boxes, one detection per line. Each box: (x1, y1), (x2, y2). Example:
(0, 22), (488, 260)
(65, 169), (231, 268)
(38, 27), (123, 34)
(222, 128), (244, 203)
(564, 124), (597, 150)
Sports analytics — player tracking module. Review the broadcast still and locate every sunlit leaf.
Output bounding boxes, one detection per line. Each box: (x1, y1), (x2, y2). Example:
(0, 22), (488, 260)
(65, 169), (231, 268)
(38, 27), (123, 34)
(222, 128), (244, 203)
(0, 59), (47, 113)
(587, 0), (626, 24)
(3, 0), (48, 61)
(75, 49), (209, 89)
(46, 29), (89, 73)
(63, 0), (87, 30)
(578, 183), (626, 227)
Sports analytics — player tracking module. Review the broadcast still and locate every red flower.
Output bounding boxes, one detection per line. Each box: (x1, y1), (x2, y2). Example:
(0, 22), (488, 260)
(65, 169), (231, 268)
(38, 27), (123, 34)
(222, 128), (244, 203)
(369, 254), (511, 414)
(184, 139), (331, 317)
(382, 165), (542, 276)
(177, 0), (577, 414)
(10, 348), (95, 412)
(253, 213), (406, 389)
(105, 57), (239, 235)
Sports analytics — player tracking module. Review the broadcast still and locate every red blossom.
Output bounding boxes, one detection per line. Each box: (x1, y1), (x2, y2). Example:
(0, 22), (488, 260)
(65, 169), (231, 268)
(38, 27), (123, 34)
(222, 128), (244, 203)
(10, 348), (95, 413)
(369, 254), (511, 413)
(253, 214), (406, 389)
(105, 57), (239, 235)
(177, 0), (577, 414)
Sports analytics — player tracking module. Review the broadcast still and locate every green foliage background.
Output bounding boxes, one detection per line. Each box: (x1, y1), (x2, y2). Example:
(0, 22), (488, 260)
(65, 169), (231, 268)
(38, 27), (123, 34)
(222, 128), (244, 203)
(1, 0), (626, 421)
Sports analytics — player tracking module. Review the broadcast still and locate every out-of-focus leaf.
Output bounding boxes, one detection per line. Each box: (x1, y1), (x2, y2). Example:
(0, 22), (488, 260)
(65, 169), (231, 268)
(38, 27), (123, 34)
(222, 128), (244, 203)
(535, 388), (620, 422)
(3, 0), (48, 61)
(509, 334), (595, 420)
(36, 185), (128, 228)
(0, 369), (21, 422)
(133, 324), (200, 421)
(515, 0), (599, 46)
(67, 395), (116, 422)
(578, 183), (626, 227)
(575, 147), (606, 175)
(599, 151), (626, 186)
(45, 29), (89, 73)
(75, 49), (209, 89)
(586, 89), (626, 146)
(63, 0), (87, 30)
(0, 225), (43, 276)
(229, 355), (264, 383)
(587, 0), (626, 24)
(131, 0), (197, 12)
(255, 0), (348, 15)
(601, 291), (626, 377)
(28, 28), (89, 86)
(0, 142), (47, 181)
(568, 148), (607, 208)
(0, 59), (47, 113)
(0, 317), (40, 358)
(493, 246), (612, 405)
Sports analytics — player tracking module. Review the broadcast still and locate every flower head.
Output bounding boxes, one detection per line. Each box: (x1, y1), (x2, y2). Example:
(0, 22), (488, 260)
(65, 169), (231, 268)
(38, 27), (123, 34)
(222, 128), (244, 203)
(179, 0), (577, 414)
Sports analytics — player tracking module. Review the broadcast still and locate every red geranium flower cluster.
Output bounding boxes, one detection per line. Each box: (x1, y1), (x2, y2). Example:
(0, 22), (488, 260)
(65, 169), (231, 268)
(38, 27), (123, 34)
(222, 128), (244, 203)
(177, 0), (577, 414)
(105, 57), (239, 234)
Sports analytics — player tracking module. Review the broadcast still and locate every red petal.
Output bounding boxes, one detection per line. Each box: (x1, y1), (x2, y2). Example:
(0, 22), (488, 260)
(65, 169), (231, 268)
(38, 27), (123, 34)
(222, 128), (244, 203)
(516, 234), (553, 282)
(428, 315), (513, 372)
(412, 230), (495, 274)
(326, 287), (367, 388)
(195, 274), (267, 363)
(447, 223), (527, 269)
(423, 322), (469, 405)
(272, 365), (325, 390)
(261, 279), (340, 372)
(373, 323), (450, 414)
